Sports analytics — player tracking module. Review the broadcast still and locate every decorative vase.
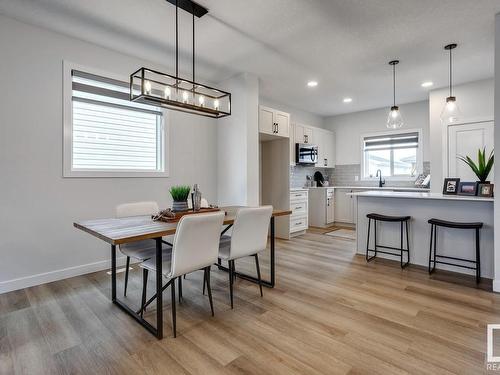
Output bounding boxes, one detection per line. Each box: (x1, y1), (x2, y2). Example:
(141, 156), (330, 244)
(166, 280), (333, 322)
(172, 200), (188, 212)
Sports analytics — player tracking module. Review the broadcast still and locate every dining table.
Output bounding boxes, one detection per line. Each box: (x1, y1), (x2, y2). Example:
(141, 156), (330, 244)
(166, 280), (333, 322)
(74, 206), (291, 339)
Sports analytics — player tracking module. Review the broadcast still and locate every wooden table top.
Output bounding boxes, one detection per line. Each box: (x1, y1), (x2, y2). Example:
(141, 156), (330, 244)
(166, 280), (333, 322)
(74, 206), (291, 245)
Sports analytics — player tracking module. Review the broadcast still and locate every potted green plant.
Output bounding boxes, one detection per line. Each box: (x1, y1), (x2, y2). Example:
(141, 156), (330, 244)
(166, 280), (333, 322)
(457, 147), (494, 183)
(169, 185), (191, 212)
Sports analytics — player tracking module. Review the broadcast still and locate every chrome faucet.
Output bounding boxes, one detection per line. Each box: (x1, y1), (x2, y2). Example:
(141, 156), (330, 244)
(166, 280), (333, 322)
(376, 169), (385, 188)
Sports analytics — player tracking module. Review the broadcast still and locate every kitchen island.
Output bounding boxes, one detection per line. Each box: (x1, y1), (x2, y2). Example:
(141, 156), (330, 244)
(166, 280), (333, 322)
(350, 191), (494, 278)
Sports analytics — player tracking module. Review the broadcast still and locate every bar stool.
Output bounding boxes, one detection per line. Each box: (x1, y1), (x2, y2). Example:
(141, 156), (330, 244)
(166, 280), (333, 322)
(366, 213), (411, 268)
(428, 218), (483, 283)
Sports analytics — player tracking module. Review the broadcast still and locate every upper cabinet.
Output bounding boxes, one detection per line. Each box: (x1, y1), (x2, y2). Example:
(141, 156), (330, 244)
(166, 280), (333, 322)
(295, 123), (314, 144)
(315, 128), (336, 168)
(259, 106), (290, 138)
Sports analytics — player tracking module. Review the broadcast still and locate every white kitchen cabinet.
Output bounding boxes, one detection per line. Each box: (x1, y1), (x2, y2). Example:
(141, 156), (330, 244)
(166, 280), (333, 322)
(259, 106), (290, 138)
(289, 123), (296, 165)
(309, 188), (335, 227)
(290, 190), (308, 234)
(315, 128), (335, 168)
(334, 189), (353, 224)
(295, 123), (314, 144)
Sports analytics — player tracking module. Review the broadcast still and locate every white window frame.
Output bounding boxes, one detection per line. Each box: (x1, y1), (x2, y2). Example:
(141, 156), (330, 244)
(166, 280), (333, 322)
(360, 128), (423, 181)
(63, 61), (170, 178)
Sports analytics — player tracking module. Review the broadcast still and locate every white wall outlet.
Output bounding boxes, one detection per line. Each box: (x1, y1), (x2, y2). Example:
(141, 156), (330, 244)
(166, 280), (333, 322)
(354, 175), (359, 181)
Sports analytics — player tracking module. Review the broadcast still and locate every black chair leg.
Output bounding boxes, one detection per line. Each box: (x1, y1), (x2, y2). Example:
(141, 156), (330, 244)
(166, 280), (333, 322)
(171, 277), (176, 338)
(140, 268), (148, 318)
(203, 269), (206, 295)
(476, 228), (481, 283)
(178, 277), (183, 303)
(254, 254), (263, 297)
(229, 260), (234, 309)
(124, 256), (130, 296)
(205, 267), (214, 316)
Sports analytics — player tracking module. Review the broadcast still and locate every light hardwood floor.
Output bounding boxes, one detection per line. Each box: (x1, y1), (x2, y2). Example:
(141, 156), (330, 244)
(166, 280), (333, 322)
(1, 230), (499, 374)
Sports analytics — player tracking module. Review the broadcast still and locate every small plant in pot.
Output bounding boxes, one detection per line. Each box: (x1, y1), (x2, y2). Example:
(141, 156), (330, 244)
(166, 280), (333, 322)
(169, 185), (191, 212)
(457, 147), (494, 183)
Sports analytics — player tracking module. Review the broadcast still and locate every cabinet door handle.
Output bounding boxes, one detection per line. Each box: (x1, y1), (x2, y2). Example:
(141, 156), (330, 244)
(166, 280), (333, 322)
(295, 206), (302, 210)
(276, 123), (279, 134)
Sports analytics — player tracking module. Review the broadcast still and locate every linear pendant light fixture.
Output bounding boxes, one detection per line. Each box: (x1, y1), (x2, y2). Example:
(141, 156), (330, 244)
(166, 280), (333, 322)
(386, 60), (404, 129)
(440, 43), (461, 125)
(129, 0), (231, 118)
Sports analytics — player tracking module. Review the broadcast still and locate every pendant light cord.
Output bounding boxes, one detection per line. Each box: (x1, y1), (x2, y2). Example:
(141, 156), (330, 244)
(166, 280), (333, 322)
(449, 47), (452, 97)
(192, 10), (195, 91)
(393, 63), (396, 107)
(175, 0), (178, 87)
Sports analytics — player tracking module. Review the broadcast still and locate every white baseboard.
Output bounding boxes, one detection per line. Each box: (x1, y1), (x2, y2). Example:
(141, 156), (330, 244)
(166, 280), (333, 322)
(0, 256), (130, 294)
(493, 279), (500, 293)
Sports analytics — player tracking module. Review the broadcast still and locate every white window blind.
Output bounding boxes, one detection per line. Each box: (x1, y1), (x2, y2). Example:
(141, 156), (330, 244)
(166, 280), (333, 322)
(362, 131), (421, 179)
(70, 69), (165, 174)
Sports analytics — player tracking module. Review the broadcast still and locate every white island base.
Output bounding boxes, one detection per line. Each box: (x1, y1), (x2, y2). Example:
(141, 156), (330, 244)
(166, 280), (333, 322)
(351, 191), (494, 278)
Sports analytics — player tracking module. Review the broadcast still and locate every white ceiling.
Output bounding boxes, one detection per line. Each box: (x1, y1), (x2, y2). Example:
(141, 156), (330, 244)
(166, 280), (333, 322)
(1, 0), (499, 116)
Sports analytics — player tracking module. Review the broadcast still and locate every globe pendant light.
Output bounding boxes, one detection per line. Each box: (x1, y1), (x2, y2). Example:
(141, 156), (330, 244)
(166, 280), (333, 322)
(440, 43), (462, 125)
(386, 60), (404, 129)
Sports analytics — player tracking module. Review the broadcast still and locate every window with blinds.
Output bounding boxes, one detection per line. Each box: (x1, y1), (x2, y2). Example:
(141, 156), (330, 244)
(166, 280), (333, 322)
(67, 69), (166, 176)
(362, 131), (421, 179)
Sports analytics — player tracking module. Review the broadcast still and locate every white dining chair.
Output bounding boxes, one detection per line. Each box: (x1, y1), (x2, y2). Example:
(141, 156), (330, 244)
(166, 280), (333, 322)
(217, 206), (273, 308)
(139, 211), (225, 337)
(115, 201), (165, 298)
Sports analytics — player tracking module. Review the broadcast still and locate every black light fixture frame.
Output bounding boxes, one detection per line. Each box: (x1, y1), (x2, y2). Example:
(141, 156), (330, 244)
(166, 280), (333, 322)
(130, 0), (231, 118)
(444, 43), (457, 104)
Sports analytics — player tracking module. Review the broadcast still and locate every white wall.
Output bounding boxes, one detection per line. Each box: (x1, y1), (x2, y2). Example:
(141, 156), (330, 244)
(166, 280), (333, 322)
(494, 13), (500, 292)
(324, 101), (430, 165)
(429, 79), (494, 193)
(259, 97), (325, 129)
(217, 73), (260, 206)
(0, 16), (218, 292)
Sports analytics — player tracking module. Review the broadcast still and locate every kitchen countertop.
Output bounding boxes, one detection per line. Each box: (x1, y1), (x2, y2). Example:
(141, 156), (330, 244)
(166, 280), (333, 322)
(292, 186), (430, 192)
(349, 190), (494, 202)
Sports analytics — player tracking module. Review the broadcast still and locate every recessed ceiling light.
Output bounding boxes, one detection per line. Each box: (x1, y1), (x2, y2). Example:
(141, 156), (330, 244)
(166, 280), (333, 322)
(343, 97), (353, 103)
(421, 81), (434, 88)
(307, 81), (318, 87)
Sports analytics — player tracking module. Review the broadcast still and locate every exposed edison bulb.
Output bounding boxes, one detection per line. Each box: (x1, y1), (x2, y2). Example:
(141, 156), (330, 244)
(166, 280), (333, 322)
(144, 80), (152, 95)
(198, 95), (205, 106)
(440, 96), (462, 125)
(213, 99), (219, 110)
(386, 106), (403, 129)
(164, 87), (171, 100)
(182, 91), (189, 103)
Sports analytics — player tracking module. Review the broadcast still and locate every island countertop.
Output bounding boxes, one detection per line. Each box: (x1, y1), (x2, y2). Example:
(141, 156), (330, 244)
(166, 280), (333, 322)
(349, 190), (494, 202)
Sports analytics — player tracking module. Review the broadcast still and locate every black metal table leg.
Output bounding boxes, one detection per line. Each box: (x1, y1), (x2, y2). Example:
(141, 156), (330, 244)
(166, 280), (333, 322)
(111, 245), (117, 301)
(216, 217), (276, 288)
(155, 237), (163, 339)
(110, 239), (163, 339)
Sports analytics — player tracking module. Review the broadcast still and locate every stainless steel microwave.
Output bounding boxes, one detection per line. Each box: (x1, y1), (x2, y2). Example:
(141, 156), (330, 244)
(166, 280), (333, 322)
(296, 143), (318, 164)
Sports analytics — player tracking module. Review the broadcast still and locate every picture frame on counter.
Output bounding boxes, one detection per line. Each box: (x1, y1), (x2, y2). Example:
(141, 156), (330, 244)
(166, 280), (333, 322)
(477, 183), (494, 197)
(442, 178), (460, 195)
(457, 181), (478, 196)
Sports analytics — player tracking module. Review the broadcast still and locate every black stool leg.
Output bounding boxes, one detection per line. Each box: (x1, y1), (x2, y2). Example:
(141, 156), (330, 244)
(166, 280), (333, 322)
(433, 225), (437, 272)
(400, 221), (404, 268)
(405, 220), (410, 266)
(366, 219), (377, 262)
(475, 228), (481, 283)
(428, 224), (434, 274)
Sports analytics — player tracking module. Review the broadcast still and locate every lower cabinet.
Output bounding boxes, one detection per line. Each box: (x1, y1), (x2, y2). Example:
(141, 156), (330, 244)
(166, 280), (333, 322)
(334, 189), (354, 224)
(290, 190), (308, 234)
